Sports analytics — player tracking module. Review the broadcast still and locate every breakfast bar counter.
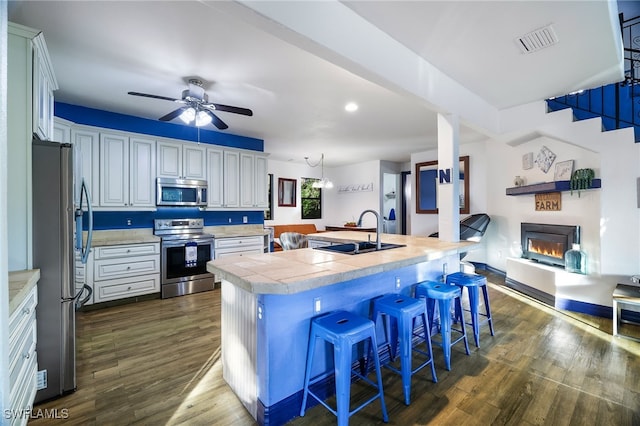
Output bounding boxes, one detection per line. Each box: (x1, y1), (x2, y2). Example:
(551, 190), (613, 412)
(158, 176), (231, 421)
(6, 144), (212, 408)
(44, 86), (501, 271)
(206, 232), (477, 425)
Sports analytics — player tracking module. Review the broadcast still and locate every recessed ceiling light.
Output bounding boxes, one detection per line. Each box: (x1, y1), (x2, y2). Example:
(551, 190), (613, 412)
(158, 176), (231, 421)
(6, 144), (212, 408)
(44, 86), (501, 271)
(345, 102), (358, 112)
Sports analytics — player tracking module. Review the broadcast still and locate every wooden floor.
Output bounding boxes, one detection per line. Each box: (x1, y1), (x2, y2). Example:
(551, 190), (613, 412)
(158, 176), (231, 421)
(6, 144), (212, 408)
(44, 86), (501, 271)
(30, 272), (640, 425)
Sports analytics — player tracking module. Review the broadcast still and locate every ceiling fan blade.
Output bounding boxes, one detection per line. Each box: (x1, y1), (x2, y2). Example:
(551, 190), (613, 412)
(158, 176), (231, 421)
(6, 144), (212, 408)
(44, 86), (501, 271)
(205, 110), (229, 130)
(128, 91), (180, 102)
(208, 103), (253, 116)
(159, 107), (187, 122)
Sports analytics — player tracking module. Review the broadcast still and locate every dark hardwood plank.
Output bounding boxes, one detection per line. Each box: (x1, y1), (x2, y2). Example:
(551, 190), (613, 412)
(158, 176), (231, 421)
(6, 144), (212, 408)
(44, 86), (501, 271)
(29, 271), (640, 425)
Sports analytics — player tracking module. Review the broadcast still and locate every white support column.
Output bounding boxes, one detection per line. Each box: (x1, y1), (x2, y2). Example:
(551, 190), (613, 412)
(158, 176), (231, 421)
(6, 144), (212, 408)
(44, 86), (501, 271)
(437, 113), (460, 242)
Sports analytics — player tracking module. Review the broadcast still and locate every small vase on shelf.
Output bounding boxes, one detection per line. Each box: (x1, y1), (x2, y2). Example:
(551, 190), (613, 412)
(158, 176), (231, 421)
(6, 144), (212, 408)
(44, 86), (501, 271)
(514, 176), (525, 187)
(565, 243), (586, 274)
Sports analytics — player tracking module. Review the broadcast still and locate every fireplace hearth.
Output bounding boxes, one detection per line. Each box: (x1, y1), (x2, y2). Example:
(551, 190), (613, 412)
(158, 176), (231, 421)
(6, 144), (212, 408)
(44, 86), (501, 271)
(521, 223), (579, 267)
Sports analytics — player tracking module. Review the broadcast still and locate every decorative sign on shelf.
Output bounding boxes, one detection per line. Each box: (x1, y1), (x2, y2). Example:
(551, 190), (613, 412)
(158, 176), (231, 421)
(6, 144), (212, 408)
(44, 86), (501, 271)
(337, 182), (374, 193)
(535, 192), (561, 211)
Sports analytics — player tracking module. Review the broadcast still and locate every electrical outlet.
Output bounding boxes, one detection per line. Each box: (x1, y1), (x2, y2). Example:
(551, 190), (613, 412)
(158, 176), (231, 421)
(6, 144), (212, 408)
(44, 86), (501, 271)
(126, 219), (132, 226)
(395, 277), (401, 289)
(228, 218), (232, 223)
(314, 297), (321, 313)
(243, 216), (248, 224)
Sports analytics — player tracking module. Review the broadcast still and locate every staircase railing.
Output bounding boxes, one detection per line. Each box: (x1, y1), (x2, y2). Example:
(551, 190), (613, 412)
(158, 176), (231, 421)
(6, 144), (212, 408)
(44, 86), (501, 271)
(546, 13), (640, 141)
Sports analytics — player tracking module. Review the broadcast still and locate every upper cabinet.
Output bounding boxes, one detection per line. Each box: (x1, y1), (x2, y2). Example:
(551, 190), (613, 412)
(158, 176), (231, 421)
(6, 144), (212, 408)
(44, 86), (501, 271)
(99, 132), (156, 208)
(157, 141), (206, 180)
(240, 152), (269, 209)
(207, 148), (240, 208)
(32, 32), (58, 141)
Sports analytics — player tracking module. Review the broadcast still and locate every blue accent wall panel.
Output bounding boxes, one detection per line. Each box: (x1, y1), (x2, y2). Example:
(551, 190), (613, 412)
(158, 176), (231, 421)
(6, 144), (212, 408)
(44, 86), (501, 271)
(55, 102), (263, 151)
(82, 209), (264, 230)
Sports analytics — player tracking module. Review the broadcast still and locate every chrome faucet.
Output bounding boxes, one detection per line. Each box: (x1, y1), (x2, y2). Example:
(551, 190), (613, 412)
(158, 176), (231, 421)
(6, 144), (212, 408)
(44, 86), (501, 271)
(357, 209), (382, 250)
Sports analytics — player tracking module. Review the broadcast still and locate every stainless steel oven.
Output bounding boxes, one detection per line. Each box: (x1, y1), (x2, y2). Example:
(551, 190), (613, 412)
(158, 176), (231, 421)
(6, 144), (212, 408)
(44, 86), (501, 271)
(154, 219), (215, 298)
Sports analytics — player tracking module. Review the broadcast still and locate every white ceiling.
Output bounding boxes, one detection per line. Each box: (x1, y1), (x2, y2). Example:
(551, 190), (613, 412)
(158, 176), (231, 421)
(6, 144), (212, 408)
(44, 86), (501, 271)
(7, 1), (623, 167)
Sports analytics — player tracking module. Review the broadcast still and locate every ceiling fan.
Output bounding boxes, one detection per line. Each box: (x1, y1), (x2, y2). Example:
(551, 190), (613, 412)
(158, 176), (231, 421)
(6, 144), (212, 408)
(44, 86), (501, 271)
(128, 79), (253, 130)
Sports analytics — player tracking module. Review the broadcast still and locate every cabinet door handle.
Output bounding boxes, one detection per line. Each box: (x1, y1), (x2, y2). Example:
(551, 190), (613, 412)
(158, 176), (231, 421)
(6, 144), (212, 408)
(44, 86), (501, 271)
(127, 286), (132, 291)
(23, 353), (30, 360)
(23, 307), (30, 315)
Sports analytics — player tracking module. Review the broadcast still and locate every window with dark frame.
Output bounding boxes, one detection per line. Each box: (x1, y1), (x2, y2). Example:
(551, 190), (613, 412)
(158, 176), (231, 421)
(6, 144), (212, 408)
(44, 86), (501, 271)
(301, 178), (321, 219)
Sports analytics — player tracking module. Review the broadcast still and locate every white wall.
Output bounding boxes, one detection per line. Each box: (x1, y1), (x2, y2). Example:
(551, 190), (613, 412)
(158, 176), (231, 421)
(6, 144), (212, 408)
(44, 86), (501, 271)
(483, 102), (640, 306)
(326, 160), (381, 228)
(410, 140), (488, 237)
(265, 159), (330, 229)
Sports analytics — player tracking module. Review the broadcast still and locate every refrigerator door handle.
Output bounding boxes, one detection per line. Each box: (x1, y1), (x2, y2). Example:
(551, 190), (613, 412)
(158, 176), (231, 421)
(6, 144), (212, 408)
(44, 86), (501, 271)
(75, 284), (93, 310)
(75, 179), (93, 264)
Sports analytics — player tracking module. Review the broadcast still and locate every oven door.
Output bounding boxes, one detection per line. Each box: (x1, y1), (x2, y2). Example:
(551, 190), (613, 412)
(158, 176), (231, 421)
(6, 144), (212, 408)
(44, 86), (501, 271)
(161, 236), (214, 284)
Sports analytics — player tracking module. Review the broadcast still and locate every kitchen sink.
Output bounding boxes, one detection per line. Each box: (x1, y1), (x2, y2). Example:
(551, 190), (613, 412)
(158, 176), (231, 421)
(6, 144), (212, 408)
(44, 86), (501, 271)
(313, 241), (405, 255)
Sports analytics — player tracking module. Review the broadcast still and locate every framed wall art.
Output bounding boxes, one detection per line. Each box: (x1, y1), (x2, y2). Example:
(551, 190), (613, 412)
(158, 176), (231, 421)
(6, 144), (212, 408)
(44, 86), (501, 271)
(554, 160), (574, 181)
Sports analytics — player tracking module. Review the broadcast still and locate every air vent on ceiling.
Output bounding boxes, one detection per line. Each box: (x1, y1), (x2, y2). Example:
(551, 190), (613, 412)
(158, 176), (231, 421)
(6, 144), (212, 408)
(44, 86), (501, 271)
(516, 24), (558, 54)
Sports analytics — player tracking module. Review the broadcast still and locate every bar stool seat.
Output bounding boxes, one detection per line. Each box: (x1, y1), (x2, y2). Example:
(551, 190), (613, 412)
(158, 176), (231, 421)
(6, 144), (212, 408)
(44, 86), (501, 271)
(446, 272), (494, 348)
(300, 310), (388, 425)
(415, 280), (470, 371)
(372, 293), (437, 405)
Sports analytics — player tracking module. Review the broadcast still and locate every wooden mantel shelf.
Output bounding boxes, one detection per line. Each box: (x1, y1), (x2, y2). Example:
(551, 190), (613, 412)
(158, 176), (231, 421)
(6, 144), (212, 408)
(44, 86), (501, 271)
(506, 179), (601, 196)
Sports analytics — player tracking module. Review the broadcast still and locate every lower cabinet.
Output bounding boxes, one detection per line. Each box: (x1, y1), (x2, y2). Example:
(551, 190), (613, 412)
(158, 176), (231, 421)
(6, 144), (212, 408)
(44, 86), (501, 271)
(93, 242), (160, 303)
(215, 236), (266, 259)
(9, 285), (38, 426)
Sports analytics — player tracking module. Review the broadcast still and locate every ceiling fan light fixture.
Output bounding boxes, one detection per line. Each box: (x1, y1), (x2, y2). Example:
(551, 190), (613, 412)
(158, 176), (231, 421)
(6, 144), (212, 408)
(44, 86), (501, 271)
(195, 110), (212, 127)
(179, 107), (196, 124)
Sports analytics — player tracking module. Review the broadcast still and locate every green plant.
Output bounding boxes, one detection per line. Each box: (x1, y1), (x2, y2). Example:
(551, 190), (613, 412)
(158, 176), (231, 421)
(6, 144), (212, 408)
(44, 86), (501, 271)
(570, 168), (595, 197)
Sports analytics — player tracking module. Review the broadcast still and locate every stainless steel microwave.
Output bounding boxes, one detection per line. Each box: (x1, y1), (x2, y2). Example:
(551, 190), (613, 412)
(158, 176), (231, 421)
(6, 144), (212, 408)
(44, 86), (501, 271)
(156, 178), (208, 207)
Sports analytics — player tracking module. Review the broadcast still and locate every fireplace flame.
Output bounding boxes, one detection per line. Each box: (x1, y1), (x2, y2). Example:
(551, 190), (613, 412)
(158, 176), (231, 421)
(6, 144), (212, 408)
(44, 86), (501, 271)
(528, 239), (564, 259)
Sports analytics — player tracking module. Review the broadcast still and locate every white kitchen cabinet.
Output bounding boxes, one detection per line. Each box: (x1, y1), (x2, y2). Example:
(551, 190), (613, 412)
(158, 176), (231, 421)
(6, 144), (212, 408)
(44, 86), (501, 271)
(240, 152), (269, 209)
(31, 28), (58, 141)
(206, 148), (242, 208)
(215, 236), (265, 259)
(157, 140), (206, 180)
(129, 137), (156, 207)
(9, 285), (38, 426)
(93, 243), (160, 303)
(71, 127), (100, 208)
(99, 132), (155, 208)
(53, 117), (72, 143)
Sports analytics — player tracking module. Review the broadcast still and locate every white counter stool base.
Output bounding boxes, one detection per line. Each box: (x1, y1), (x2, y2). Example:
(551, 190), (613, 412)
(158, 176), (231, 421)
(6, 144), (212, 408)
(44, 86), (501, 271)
(415, 280), (470, 371)
(300, 310), (389, 425)
(372, 293), (437, 405)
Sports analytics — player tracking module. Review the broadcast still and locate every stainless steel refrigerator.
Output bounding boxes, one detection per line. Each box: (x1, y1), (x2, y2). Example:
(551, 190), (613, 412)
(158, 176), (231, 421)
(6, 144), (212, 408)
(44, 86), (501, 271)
(32, 139), (77, 403)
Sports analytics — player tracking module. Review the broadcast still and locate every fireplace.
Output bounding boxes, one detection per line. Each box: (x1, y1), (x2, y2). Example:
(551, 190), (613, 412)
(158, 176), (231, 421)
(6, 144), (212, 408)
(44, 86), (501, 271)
(521, 223), (579, 267)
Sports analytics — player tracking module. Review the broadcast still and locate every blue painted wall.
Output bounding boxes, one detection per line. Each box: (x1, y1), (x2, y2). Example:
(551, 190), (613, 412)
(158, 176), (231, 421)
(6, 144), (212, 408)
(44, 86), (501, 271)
(58, 102), (267, 230)
(55, 102), (263, 150)
(84, 209), (265, 230)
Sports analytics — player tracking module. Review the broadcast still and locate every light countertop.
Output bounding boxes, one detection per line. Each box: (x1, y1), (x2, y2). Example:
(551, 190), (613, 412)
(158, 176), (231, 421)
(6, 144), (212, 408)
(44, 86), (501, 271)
(207, 231), (477, 295)
(9, 269), (40, 316)
(88, 225), (268, 247)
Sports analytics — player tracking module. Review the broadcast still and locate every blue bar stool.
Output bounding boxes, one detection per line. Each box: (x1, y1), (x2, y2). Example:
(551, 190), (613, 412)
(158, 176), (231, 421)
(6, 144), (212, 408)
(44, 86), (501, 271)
(372, 294), (437, 405)
(446, 272), (494, 348)
(415, 280), (470, 371)
(300, 310), (389, 425)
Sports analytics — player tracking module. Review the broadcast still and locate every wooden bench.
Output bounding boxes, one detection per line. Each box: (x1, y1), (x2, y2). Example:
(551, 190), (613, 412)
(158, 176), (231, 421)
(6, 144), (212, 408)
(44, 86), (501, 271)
(271, 224), (319, 251)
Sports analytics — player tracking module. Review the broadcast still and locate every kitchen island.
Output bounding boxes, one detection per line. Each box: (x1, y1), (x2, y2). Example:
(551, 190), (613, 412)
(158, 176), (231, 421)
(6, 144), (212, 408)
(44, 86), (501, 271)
(207, 231), (477, 425)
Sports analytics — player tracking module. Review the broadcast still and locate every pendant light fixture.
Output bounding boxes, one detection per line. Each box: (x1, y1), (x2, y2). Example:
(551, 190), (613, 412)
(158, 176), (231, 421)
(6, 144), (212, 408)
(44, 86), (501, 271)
(305, 153), (333, 189)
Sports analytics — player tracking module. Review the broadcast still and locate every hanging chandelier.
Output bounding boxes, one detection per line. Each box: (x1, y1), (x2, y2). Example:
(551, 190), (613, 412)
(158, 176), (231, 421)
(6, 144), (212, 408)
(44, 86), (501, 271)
(305, 153), (333, 189)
